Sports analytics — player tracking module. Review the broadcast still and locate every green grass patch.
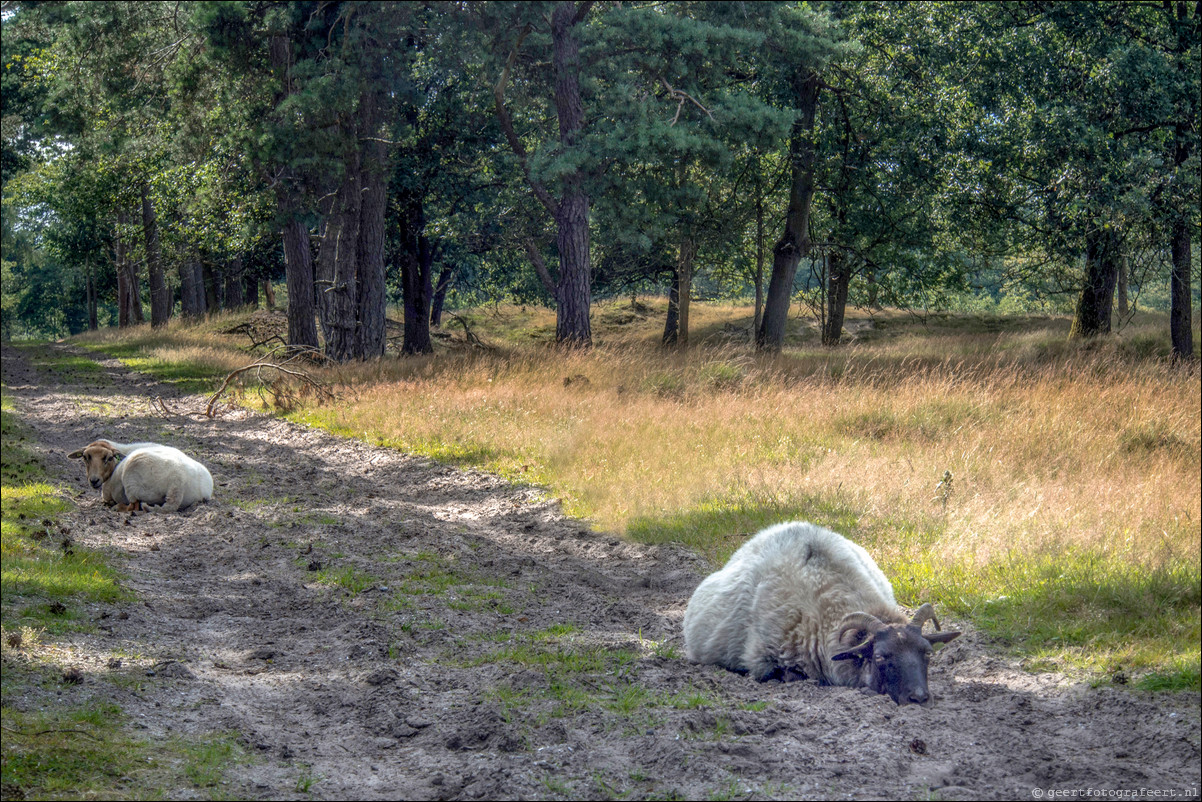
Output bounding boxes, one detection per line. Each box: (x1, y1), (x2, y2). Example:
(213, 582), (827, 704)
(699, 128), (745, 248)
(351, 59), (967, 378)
(314, 565), (379, 596)
(1, 693), (152, 800)
(889, 547), (1201, 689)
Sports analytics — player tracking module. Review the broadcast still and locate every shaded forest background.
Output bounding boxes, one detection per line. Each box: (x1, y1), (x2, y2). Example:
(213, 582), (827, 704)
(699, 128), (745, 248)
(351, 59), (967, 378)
(1, 0), (1199, 357)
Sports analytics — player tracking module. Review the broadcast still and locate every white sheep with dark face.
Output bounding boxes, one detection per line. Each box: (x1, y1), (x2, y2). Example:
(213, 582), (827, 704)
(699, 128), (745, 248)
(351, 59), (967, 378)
(683, 521), (960, 705)
(68, 439), (213, 513)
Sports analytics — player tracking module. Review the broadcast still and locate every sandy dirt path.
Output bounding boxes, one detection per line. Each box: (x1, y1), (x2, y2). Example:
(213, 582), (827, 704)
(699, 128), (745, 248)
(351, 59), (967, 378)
(2, 341), (1198, 801)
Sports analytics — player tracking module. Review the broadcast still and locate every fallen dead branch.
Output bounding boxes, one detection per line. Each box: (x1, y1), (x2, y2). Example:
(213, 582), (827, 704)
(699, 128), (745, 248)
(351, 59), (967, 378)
(446, 312), (493, 350)
(205, 346), (335, 418)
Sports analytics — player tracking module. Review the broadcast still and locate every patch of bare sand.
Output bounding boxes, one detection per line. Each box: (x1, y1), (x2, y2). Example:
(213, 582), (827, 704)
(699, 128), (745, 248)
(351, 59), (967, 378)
(2, 341), (1198, 800)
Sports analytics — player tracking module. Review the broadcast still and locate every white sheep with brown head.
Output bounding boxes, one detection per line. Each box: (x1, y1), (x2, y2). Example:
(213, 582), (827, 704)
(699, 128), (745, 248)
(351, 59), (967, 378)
(68, 439), (213, 513)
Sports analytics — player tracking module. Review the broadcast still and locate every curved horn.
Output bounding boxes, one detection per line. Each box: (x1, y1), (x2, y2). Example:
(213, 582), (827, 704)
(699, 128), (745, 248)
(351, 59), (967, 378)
(909, 603), (942, 632)
(836, 612), (887, 645)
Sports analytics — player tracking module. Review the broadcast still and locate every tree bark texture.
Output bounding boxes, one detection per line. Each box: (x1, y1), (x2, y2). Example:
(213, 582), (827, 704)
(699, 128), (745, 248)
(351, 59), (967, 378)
(662, 268), (680, 346)
(398, 191), (435, 355)
(224, 256), (245, 310)
(1116, 254), (1129, 318)
(550, 3), (593, 347)
(270, 33), (319, 350)
(115, 215), (131, 328)
(1169, 217), (1193, 359)
(1069, 227), (1120, 339)
(757, 71), (821, 351)
(355, 94), (389, 360)
(179, 257), (200, 317)
(244, 272), (259, 309)
(316, 163), (362, 362)
(675, 235), (695, 347)
(140, 183), (170, 327)
(822, 249), (851, 346)
(430, 264), (455, 328)
(281, 219), (318, 347)
(86, 264), (99, 330)
(202, 261), (220, 312)
(754, 174), (765, 336)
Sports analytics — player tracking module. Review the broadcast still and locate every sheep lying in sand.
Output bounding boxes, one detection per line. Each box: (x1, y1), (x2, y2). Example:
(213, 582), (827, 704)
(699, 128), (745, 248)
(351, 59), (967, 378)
(683, 521), (960, 705)
(68, 439), (213, 513)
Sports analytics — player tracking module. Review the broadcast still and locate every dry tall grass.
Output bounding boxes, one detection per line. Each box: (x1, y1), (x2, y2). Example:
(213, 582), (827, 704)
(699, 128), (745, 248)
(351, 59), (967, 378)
(302, 303), (1199, 577)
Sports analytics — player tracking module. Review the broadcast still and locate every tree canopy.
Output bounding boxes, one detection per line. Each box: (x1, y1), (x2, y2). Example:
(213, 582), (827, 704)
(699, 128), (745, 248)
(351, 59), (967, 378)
(2, 1), (1198, 357)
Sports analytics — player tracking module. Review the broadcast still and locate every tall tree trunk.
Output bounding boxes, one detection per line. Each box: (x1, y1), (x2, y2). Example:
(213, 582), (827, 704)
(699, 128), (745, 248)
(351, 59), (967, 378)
(224, 256), (246, 310)
(356, 94), (389, 359)
(316, 164), (362, 362)
(120, 210), (145, 325)
(141, 183), (170, 327)
(430, 264), (455, 328)
(86, 263), (99, 331)
(550, 2), (593, 348)
(115, 215), (130, 328)
(1069, 227), (1120, 339)
(1168, 2), (1196, 359)
(179, 257), (199, 317)
(262, 279), (276, 310)
(399, 194), (435, 355)
(192, 261), (207, 316)
(270, 33), (318, 350)
(1116, 253), (1129, 318)
(676, 235), (696, 347)
(1169, 217), (1193, 359)
(244, 272), (259, 309)
(757, 71), (821, 351)
(754, 172), (765, 337)
(202, 262), (220, 312)
(822, 249), (851, 346)
(281, 220), (317, 347)
(662, 268), (680, 346)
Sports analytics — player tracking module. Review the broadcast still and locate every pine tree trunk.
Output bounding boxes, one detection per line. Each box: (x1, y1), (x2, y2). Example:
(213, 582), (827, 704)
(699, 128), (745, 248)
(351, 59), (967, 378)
(281, 220), (317, 347)
(244, 273), (259, 309)
(86, 264), (99, 330)
(662, 269), (680, 346)
(822, 249), (851, 346)
(399, 193), (434, 355)
(269, 33), (319, 348)
(141, 183), (170, 327)
(757, 72), (820, 351)
(356, 96), (389, 359)
(115, 215), (130, 328)
(1170, 217), (1193, 359)
(316, 166), (362, 362)
(1069, 227), (1120, 339)
(754, 175), (765, 337)
(179, 258), (199, 317)
(676, 235), (695, 347)
(430, 264), (455, 328)
(224, 256), (245, 310)
(202, 262), (220, 312)
(1117, 254), (1129, 318)
(192, 261), (208, 316)
(550, 3), (592, 348)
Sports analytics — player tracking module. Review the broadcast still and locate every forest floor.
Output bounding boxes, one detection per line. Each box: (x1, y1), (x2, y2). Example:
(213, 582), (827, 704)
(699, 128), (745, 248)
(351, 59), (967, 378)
(2, 340), (1199, 801)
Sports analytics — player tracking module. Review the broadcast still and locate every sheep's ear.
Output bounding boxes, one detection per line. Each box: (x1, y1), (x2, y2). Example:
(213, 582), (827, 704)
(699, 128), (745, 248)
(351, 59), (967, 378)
(832, 638), (874, 662)
(925, 630), (961, 646)
(68, 449), (84, 459)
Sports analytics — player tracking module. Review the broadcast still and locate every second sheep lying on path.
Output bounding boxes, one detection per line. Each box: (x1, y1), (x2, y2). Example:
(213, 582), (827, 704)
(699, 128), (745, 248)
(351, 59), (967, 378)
(683, 520), (960, 705)
(68, 439), (214, 513)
